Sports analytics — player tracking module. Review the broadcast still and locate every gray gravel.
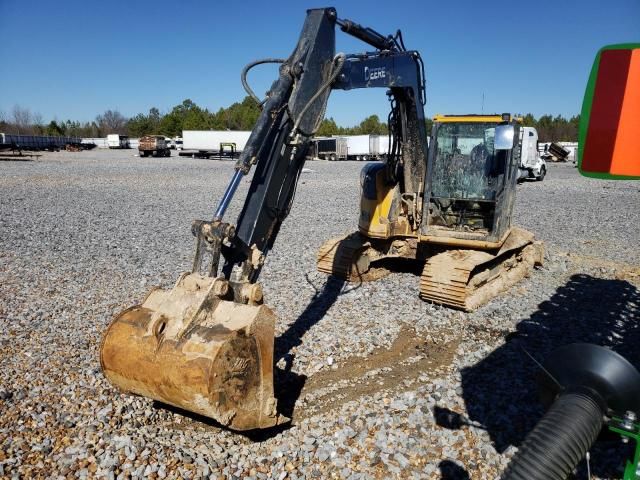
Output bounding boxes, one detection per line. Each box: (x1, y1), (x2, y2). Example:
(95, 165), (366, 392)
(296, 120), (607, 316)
(1, 150), (638, 479)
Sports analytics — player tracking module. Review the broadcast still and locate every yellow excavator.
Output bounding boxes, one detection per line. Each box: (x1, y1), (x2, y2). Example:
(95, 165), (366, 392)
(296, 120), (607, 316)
(318, 113), (543, 311)
(101, 8), (542, 431)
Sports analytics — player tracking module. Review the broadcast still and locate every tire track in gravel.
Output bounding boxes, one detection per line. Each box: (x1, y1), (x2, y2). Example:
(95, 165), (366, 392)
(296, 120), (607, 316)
(294, 324), (459, 421)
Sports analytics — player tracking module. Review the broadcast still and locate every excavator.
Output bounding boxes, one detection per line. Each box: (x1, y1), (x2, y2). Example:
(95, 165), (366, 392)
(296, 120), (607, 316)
(100, 7), (542, 431)
(318, 113), (544, 310)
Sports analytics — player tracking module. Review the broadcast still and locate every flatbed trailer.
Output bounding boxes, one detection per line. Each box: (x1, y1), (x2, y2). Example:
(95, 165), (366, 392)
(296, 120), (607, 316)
(0, 134), (82, 152)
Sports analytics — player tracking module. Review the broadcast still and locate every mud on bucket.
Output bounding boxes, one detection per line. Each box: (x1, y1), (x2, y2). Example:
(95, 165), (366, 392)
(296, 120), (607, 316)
(100, 273), (287, 430)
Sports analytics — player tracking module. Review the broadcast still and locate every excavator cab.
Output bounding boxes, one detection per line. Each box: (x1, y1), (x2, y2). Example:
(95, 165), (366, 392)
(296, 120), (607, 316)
(422, 114), (521, 244)
(320, 112), (543, 311)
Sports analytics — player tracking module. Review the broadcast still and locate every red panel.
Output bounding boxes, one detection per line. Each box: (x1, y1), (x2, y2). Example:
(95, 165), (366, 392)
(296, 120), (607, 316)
(611, 49), (640, 175)
(582, 49), (631, 172)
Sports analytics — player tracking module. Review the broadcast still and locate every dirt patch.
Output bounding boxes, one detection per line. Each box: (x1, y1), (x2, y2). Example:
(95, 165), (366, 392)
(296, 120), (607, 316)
(294, 324), (459, 421)
(355, 265), (393, 282)
(561, 251), (640, 284)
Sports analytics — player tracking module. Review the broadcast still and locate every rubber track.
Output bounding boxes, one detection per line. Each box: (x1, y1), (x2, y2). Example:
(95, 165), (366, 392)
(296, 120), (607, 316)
(317, 235), (368, 281)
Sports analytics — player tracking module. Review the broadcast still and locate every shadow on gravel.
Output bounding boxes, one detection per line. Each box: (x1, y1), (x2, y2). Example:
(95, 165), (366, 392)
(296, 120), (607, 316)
(274, 275), (346, 363)
(439, 460), (471, 480)
(273, 257), (421, 365)
(0, 156), (35, 161)
(453, 274), (640, 476)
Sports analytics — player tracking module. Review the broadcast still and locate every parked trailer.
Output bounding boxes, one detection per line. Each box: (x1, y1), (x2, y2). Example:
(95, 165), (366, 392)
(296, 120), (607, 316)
(310, 134), (389, 161)
(367, 134), (389, 159)
(107, 134), (130, 149)
(312, 136), (348, 160)
(0, 134), (82, 152)
(344, 135), (369, 161)
(343, 134), (388, 161)
(377, 134), (395, 156)
(82, 138), (107, 148)
(180, 130), (252, 159)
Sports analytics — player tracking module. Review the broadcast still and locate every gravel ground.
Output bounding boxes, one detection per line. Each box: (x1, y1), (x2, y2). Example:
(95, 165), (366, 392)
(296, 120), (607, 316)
(1, 150), (639, 479)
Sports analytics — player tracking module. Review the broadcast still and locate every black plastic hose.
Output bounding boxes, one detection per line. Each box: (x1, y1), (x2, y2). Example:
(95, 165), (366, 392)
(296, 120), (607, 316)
(501, 391), (604, 480)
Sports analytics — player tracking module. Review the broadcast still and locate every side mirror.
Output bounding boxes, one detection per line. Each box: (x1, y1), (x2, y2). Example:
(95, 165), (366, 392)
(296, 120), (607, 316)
(494, 125), (515, 150)
(579, 44), (640, 179)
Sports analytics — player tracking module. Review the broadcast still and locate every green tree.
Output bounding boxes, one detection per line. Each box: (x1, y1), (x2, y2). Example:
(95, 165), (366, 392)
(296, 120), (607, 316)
(521, 113), (536, 126)
(159, 99), (214, 136)
(316, 118), (341, 136)
(218, 96), (260, 130)
(148, 107), (161, 132)
(127, 113), (152, 137)
(46, 120), (64, 136)
(354, 114), (387, 135)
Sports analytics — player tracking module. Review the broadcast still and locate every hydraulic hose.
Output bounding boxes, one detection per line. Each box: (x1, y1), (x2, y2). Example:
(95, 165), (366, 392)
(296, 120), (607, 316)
(241, 58), (286, 105)
(291, 53), (346, 137)
(501, 391), (604, 480)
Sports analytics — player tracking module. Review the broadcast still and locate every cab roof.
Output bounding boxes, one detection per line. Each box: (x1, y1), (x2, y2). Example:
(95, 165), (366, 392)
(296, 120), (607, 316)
(433, 114), (523, 123)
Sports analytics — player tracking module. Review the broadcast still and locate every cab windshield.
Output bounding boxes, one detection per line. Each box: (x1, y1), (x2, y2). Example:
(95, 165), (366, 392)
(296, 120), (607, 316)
(431, 122), (506, 201)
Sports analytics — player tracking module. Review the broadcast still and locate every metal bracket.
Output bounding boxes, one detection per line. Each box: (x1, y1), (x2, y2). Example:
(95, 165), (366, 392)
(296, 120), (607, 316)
(608, 414), (640, 480)
(191, 220), (236, 277)
(401, 193), (418, 227)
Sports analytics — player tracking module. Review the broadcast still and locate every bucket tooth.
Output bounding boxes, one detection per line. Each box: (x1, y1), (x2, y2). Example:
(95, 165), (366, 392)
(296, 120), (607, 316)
(100, 273), (286, 431)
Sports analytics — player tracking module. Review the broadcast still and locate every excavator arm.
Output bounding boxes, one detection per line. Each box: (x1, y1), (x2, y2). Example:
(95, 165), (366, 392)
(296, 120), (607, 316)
(194, 8), (428, 292)
(101, 7), (429, 431)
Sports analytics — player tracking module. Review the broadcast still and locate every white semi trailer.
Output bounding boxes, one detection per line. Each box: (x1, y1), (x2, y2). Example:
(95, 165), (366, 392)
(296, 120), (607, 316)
(318, 134), (389, 161)
(181, 130), (252, 159)
(343, 134), (387, 161)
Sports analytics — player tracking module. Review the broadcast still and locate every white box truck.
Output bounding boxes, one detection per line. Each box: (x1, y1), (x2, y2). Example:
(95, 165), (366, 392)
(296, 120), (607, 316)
(181, 130), (251, 159)
(107, 134), (130, 149)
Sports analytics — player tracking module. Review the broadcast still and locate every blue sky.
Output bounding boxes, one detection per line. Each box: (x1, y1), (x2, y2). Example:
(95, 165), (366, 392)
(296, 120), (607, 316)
(1, 0), (638, 127)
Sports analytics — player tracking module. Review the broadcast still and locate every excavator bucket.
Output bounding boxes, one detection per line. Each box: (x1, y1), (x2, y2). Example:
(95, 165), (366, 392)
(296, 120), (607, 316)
(100, 273), (286, 431)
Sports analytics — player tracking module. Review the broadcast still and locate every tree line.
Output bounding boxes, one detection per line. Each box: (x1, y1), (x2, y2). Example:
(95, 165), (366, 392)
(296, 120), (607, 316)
(1, 99), (580, 142)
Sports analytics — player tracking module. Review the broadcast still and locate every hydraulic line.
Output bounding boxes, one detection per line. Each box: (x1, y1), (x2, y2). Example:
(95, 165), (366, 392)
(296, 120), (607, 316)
(241, 58), (286, 106)
(291, 53), (346, 137)
(213, 169), (243, 221)
(214, 54), (345, 222)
